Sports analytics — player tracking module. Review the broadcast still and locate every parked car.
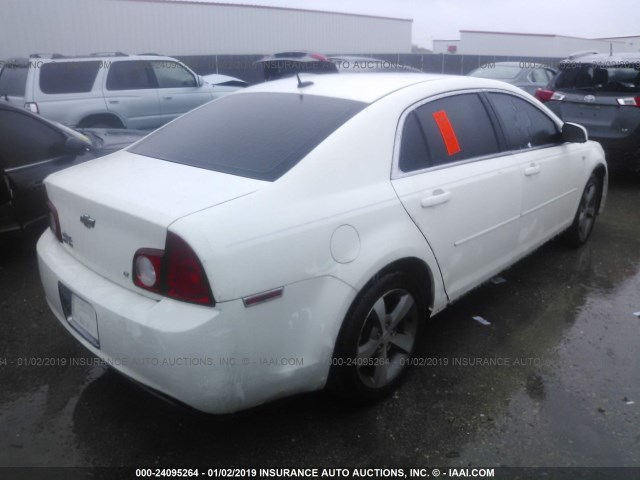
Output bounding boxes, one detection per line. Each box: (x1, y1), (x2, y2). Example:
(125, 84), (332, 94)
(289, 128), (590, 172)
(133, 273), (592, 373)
(0, 103), (145, 235)
(256, 51), (338, 81)
(468, 61), (556, 95)
(38, 73), (607, 414)
(0, 53), (243, 130)
(329, 56), (422, 73)
(535, 51), (640, 171)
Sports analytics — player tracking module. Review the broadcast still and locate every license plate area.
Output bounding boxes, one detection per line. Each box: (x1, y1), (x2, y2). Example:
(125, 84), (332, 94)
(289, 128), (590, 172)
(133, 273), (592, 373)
(59, 282), (100, 348)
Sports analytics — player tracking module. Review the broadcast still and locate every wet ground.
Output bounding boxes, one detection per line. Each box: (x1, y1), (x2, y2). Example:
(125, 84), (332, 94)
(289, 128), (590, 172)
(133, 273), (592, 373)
(1, 174), (639, 477)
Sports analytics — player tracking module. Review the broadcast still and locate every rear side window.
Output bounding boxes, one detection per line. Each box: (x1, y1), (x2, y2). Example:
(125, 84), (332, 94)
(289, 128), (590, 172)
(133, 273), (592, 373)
(106, 61), (155, 90)
(0, 110), (65, 168)
(40, 61), (101, 94)
(488, 93), (560, 150)
(0, 65), (28, 96)
(130, 93), (366, 181)
(402, 93), (500, 170)
(399, 112), (429, 172)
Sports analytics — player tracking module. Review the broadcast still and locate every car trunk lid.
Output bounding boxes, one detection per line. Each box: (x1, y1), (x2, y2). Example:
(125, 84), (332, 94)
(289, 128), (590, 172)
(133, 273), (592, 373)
(45, 151), (265, 296)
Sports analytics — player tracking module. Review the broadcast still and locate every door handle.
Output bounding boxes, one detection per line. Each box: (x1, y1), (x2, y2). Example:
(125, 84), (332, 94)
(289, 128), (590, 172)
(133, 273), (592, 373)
(421, 189), (451, 208)
(163, 96), (173, 100)
(524, 164), (541, 176)
(108, 100), (119, 104)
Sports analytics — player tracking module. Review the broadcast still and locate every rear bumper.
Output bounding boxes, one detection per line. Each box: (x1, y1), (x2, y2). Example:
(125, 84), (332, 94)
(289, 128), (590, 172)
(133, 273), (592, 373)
(37, 229), (356, 414)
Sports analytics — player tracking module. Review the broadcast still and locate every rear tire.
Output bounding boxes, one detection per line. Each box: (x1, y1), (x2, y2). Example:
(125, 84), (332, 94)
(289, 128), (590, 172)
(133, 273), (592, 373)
(563, 173), (601, 248)
(328, 271), (425, 403)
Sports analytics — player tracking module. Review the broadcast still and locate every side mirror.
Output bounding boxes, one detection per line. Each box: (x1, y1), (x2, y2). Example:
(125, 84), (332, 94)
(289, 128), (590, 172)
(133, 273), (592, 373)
(562, 122), (588, 143)
(64, 136), (91, 156)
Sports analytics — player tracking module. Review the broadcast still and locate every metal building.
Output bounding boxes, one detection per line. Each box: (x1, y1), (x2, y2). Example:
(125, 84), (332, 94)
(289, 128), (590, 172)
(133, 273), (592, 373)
(433, 30), (627, 57)
(1, 0), (413, 58)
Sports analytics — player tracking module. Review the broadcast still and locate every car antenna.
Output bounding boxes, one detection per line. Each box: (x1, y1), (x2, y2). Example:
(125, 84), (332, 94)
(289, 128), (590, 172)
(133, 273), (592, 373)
(296, 73), (314, 88)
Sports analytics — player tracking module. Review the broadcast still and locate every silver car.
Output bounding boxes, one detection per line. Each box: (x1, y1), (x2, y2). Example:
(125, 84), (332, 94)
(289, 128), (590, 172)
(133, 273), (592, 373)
(468, 61), (556, 95)
(0, 53), (244, 129)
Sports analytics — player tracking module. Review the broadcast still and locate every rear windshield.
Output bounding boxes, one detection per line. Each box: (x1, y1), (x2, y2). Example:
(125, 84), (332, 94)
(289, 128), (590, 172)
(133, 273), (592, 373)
(40, 61), (101, 94)
(0, 64), (28, 96)
(469, 65), (520, 80)
(130, 92), (366, 181)
(553, 63), (640, 93)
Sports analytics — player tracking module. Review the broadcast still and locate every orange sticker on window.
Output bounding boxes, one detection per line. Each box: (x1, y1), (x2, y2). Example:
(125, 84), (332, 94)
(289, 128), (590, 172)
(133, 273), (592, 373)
(432, 110), (461, 156)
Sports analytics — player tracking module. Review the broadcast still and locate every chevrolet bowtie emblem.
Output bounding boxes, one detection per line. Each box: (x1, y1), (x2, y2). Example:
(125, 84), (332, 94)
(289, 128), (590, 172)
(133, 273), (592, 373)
(80, 214), (96, 229)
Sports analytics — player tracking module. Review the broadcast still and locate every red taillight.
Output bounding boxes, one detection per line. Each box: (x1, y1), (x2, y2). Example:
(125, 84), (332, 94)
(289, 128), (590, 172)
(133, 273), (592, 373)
(132, 233), (214, 306)
(47, 201), (62, 242)
(535, 89), (555, 102)
(310, 52), (328, 61)
(165, 232), (213, 305)
(617, 96), (640, 107)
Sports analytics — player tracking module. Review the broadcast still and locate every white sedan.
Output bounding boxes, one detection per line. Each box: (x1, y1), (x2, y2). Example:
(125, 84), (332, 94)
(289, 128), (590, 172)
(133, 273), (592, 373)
(37, 73), (607, 414)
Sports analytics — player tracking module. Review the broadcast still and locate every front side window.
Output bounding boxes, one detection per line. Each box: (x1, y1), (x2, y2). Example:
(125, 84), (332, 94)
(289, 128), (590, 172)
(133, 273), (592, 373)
(488, 93), (559, 150)
(0, 110), (65, 168)
(130, 92), (366, 181)
(150, 61), (197, 88)
(106, 61), (155, 90)
(40, 61), (101, 94)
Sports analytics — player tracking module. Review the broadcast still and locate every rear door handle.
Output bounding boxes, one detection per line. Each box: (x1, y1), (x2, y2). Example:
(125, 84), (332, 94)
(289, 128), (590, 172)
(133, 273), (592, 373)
(524, 164), (541, 176)
(421, 189), (451, 208)
(163, 96), (173, 100)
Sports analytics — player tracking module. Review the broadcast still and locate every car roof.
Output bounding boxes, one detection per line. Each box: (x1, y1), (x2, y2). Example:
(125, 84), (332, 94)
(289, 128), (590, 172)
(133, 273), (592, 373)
(560, 52), (640, 63)
(237, 72), (523, 104)
(1, 54), (183, 64)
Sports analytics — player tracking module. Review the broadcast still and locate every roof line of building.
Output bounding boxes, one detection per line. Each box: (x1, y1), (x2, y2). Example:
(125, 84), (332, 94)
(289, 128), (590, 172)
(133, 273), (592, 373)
(119, 0), (413, 22)
(458, 29), (622, 41)
(595, 34), (640, 39)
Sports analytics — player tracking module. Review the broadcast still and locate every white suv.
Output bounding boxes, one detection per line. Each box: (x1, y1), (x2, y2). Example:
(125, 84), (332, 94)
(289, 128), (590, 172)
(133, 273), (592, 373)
(0, 53), (243, 129)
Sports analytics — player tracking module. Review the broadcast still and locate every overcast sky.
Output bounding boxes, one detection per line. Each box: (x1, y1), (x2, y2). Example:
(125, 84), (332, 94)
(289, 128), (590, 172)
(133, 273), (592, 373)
(179, 0), (639, 48)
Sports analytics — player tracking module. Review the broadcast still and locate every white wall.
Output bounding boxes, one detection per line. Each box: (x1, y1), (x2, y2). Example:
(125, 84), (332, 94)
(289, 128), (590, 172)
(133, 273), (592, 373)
(0, 0), (412, 58)
(598, 36), (640, 52)
(458, 32), (622, 57)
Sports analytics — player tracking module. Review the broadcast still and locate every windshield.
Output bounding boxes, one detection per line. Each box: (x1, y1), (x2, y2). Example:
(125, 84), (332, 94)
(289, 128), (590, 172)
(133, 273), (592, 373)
(553, 63), (640, 93)
(469, 65), (520, 80)
(130, 92), (366, 181)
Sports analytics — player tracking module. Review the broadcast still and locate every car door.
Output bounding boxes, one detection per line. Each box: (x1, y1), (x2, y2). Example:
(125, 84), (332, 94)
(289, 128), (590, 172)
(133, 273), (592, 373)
(0, 109), (82, 228)
(149, 60), (213, 124)
(391, 92), (522, 301)
(485, 92), (583, 254)
(104, 60), (162, 129)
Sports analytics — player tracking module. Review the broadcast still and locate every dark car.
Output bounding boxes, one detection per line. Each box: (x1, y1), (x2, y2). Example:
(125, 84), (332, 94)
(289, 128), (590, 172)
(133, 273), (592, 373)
(535, 51), (640, 171)
(468, 61), (556, 95)
(0, 103), (146, 235)
(256, 51), (338, 81)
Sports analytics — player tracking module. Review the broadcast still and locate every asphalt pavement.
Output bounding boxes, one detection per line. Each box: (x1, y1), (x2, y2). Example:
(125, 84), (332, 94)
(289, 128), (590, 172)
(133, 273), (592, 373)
(1, 174), (639, 478)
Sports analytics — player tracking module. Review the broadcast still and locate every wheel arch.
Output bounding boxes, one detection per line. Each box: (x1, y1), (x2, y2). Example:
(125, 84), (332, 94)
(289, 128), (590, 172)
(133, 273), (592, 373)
(77, 112), (125, 129)
(591, 163), (607, 214)
(354, 256), (436, 319)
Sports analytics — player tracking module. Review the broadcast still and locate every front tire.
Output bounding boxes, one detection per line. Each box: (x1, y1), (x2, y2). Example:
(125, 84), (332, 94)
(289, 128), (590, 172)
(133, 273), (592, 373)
(329, 271), (425, 403)
(563, 173), (601, 248)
